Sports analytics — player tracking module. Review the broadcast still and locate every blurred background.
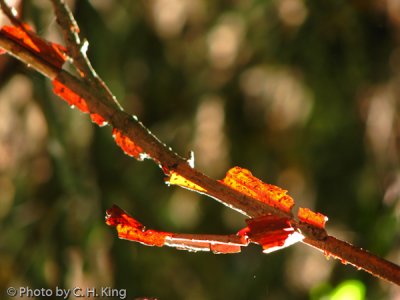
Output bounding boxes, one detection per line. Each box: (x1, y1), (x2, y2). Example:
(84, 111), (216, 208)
(0, 0), (399, 299)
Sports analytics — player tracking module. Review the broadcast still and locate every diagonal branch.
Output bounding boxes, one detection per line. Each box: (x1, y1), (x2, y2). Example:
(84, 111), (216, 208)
(0, 1), (399, 286)
(50, 0), (123, 112)
(304, 236), (400, 284)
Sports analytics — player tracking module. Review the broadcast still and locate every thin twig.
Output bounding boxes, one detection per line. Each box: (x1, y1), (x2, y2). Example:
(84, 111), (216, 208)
(0, 1), (24, 27)
(50, 0), (123, 112)
(0, 29), (277, 218)
(0, 3), (399, 285)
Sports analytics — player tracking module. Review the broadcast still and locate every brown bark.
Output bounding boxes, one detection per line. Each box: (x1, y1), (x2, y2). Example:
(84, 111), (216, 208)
(0, 0), (399, 285)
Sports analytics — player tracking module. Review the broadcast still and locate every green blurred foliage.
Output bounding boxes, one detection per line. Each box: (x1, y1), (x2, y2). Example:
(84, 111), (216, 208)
(310, 279), (366, 300)
(0, 0), (399, 299)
